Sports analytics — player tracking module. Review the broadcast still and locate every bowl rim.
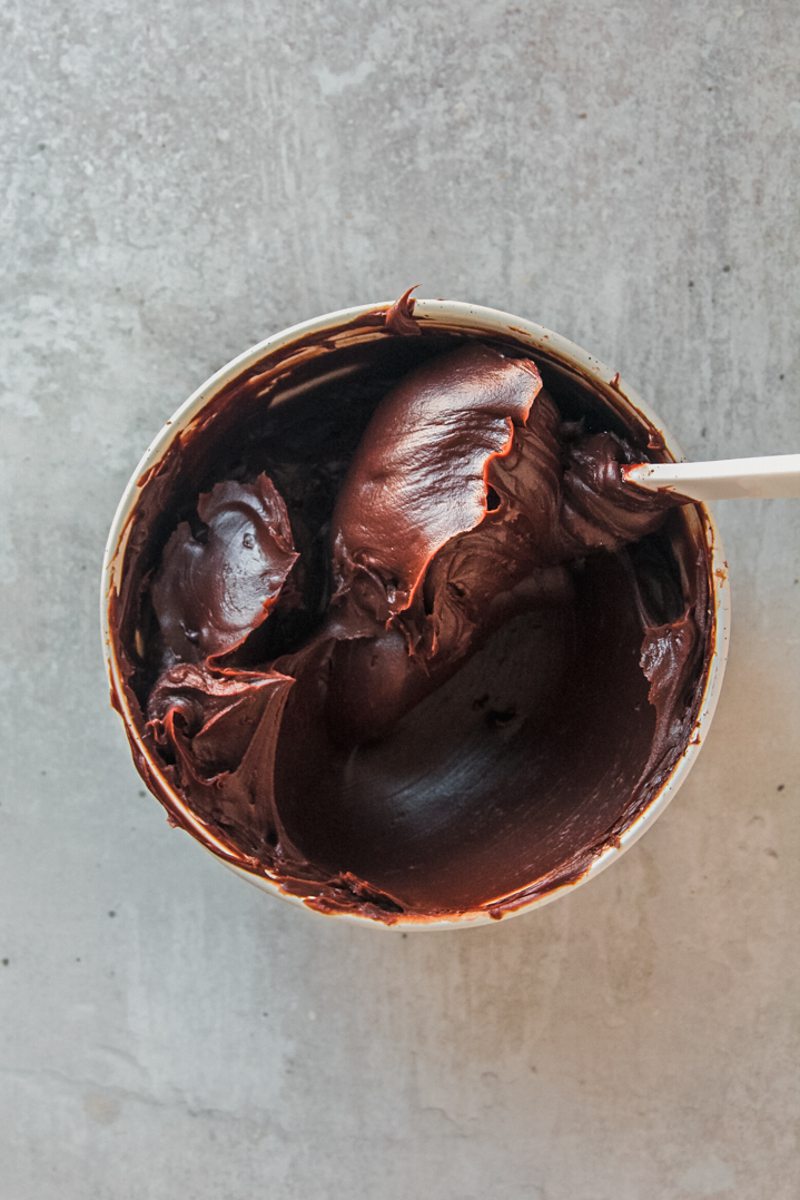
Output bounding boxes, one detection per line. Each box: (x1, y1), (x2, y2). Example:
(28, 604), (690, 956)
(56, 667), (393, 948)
(101, 298), (731, 930)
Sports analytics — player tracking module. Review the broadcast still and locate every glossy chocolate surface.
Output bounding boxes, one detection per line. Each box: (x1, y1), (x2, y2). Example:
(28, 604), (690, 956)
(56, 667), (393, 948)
(109, 299), (713, 922)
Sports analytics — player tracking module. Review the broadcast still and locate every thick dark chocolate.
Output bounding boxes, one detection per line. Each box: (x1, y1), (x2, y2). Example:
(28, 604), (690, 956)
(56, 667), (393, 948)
(109, 299), (712, 922)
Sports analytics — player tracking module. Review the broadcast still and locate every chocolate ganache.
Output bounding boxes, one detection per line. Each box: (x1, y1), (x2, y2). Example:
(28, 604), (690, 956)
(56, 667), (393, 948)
(110, 294), (713, 922)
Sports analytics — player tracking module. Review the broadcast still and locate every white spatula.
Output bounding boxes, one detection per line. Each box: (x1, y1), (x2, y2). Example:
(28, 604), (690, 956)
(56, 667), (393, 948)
(623, 453), (800, 503)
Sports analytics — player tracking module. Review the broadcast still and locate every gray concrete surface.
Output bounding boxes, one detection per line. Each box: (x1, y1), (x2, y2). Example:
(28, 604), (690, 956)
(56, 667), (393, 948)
(2, 2), (799, 1197)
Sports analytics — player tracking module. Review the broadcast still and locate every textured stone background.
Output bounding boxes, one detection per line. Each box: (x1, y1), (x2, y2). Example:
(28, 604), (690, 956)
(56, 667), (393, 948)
(2, 2), (799, 1197)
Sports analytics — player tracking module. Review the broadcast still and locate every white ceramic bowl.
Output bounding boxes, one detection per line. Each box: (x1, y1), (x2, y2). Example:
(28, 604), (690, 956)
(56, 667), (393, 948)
(101, 300), (731, 929)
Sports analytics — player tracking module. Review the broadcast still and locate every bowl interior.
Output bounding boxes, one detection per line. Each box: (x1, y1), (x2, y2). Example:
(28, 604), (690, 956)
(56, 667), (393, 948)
(103, 301), (728, 925)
